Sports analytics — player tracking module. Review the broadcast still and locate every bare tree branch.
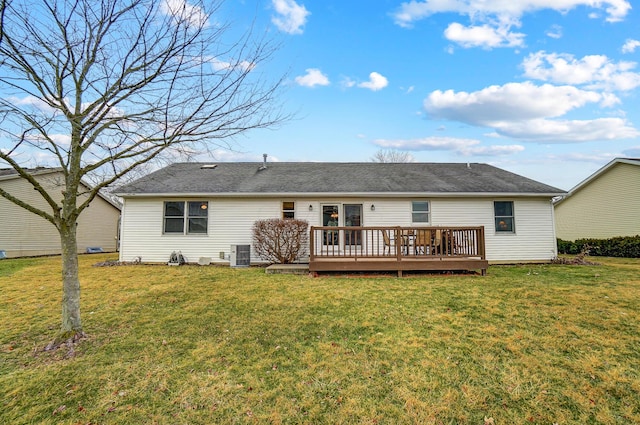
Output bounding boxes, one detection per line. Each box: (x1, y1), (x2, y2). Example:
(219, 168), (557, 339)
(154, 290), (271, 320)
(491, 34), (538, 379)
(371, 149), (415, 163)
(0, 0), (287, 339)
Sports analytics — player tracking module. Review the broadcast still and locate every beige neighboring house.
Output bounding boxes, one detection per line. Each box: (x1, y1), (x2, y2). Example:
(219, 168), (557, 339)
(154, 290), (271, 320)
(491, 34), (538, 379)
(554, 158), (640, 241)
(0, 167), (121, 258)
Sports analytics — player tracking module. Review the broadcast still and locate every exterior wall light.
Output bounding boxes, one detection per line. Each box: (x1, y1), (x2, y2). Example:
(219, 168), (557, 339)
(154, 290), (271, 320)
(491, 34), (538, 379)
(309, 204), (313, 211)
(371, 204), (375, 211)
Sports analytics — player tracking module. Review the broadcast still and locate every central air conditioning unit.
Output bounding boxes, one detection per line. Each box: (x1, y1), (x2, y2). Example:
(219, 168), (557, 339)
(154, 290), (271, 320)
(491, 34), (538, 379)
(230, 244), (251, 267)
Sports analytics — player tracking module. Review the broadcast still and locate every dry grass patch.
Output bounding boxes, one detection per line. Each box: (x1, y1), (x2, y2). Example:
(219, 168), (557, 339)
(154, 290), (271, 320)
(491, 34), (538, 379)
(1, 254), (639, 424)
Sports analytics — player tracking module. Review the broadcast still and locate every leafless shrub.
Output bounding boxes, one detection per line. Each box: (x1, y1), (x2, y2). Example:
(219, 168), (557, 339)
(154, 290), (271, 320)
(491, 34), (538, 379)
(252, 219), (309, 264)
(552, 245), (599, 265)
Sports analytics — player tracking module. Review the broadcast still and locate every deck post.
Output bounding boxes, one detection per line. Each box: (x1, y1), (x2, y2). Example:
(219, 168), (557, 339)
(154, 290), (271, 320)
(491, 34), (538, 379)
(309, 226), (315, 263)
(395, 227), (402, 276)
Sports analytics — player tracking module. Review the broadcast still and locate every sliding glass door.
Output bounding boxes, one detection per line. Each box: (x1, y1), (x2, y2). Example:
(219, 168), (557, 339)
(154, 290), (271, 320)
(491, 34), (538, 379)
(321, 204), (363, 247)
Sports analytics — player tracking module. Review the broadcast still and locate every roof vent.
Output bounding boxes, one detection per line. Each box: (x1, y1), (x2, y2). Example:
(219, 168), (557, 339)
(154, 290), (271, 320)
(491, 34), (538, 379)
(200, 164), (218, 169)
(258, 153), (268, 171)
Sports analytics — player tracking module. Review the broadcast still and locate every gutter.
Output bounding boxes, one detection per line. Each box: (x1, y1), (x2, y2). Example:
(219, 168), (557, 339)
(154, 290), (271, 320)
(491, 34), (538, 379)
(116, 191), (567, 198)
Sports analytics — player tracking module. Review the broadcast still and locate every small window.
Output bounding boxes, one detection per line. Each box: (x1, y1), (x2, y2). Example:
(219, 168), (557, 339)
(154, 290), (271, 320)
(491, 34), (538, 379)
(494, 201), (514, 233)
(164, 201), (208, 234)
(282, 201), (295, 219)
(411, 201), (429, 223)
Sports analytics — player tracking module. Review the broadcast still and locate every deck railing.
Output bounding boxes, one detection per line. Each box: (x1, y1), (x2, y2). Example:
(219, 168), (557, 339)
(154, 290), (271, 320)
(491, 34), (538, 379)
(309, 226), (487, 275)
(310, 226), (486, 259)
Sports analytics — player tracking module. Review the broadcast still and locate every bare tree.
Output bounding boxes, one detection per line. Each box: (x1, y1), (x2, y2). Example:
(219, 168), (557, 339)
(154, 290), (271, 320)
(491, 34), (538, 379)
(0, 0), (285, 345)
(0, 0), (5, 45)
(371, 149), (415, 163)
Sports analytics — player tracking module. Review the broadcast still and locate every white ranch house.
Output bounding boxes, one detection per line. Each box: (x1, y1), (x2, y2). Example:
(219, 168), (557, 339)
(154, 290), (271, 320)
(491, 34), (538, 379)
(115, 161), (564, 273)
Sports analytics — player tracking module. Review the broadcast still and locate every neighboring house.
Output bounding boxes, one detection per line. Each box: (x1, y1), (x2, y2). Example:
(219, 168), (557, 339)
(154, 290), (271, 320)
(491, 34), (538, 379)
(0, 167), (121, 258)
(115, 160), (565, 265)
(554, 158), (640, 241)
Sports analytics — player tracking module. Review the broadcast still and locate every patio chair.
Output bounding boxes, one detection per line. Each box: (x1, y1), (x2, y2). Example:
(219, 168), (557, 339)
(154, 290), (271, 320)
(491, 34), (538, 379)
(399, 229), (415, 255)
(382, 230), (394, 255)
(432, 229), (442, 255)
(414, 229), (431, 255)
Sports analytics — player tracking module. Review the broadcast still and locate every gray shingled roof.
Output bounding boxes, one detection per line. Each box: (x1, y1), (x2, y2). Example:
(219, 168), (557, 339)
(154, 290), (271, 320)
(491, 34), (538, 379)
(115, 162), (564, 196)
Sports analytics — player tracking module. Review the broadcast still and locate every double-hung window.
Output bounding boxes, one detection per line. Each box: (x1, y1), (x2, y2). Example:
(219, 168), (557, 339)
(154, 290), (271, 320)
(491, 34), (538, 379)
(164, 201), (208, 234)
(411, 201), (430, 223)
(494, 201), (515, 233)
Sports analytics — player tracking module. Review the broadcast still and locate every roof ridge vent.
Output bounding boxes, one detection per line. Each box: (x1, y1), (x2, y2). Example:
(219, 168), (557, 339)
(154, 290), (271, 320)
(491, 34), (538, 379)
(200, 164), (218, 169)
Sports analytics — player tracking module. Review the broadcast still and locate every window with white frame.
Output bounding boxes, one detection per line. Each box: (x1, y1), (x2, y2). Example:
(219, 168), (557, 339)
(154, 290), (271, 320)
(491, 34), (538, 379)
(163, 201), (208, 234)
(282, 201), (295, 219)
(411, 201), (430, 223)
(494, 201), (515, 233)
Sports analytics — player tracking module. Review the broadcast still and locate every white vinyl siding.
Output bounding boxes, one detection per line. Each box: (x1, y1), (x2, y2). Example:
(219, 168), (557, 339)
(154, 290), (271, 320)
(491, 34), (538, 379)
(120, 198), (284, 264)
(429, 198), (556, 262)
(555, 162), (640, 240)
(120, 196), (557, 264)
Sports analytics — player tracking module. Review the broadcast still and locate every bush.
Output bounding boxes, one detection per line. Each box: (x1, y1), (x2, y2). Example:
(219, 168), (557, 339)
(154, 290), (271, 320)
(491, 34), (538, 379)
(557, 235), (640, 258)
(252, 218), (309, 264)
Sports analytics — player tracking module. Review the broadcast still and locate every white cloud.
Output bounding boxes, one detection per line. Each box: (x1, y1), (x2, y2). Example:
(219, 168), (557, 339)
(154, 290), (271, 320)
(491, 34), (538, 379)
(392, 1), (630, 50)
(9, 95), (56, 113)
(424, 82), (637, 142)
(341, 77), (356, 89)
(392, 0), (631, 27)
(196, 149), (280, 163)
(160, 0), (209, 28)
(425, 82), (606, 124)
(374, 136), (524, 156)
(549, 151), (623, 163)
(622, 39), (640, 54)
(357, 72), (388, 91)
(294, 68), (330, 87)
(622, 146), (640, 156)
(271, 0), (310, 35)
(210, 58), (255, 72)
(492, 117), (639, 142)
(522, 51), (640, 91)
(444, 22), (525, 49)
(545, 24), (563, 39)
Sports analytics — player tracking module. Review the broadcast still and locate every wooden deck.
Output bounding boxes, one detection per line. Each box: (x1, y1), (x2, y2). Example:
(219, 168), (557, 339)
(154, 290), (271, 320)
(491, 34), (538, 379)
(309, 226), (488, 276)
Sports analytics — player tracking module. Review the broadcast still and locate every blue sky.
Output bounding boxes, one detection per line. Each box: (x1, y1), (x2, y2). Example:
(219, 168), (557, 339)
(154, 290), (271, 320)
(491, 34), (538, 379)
(2, 0), (639, 191)
(212, 0), (640, 190)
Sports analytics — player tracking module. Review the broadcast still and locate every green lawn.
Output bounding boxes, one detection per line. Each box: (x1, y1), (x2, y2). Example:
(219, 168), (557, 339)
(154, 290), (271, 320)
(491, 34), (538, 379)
(1, 254), (639, 424)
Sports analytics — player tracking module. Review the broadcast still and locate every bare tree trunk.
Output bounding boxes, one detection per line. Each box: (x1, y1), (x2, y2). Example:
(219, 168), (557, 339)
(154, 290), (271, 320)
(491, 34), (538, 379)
(59, 221), (83, 338)
(1, 0), (286, 344)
